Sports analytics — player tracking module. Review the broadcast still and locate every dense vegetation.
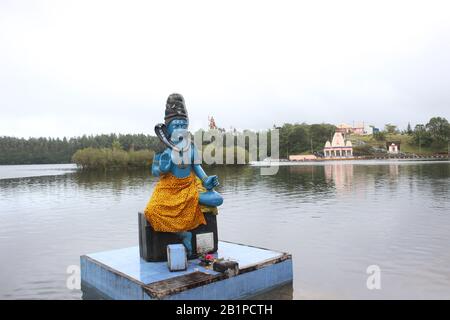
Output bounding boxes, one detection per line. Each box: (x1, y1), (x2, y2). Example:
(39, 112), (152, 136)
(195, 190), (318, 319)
(350, 117), (450, 156)
(411, 117), (450, 149)
(277, 123), (337, 157)
(191, 123), (336, 160)
(0, 134), (161, 165)
(0, 123), (336, 165)
(72, 146), (154, 170)
(0, 118), (447, 166)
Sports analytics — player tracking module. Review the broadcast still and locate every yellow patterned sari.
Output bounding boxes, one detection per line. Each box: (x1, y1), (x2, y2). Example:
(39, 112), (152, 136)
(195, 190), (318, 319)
(144, 173), (207, 232)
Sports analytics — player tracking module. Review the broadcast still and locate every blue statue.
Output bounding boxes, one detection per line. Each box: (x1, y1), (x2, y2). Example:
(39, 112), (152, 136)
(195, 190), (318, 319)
(144, 93), (223, 256)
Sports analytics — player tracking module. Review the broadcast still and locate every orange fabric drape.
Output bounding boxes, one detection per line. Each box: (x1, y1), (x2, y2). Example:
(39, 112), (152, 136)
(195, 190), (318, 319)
(144, 173), (206, 232)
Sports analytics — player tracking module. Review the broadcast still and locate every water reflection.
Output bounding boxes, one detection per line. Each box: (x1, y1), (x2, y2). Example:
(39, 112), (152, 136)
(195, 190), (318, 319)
(0, 161), (449, 299)
(389, 164), (399, 177)
(324, 163), (354, 194)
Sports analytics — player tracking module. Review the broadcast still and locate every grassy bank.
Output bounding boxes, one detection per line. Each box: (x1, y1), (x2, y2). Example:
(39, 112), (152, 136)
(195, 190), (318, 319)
(349, 133), (448, 155)
(72, 147), (154, 170)
(72, 145), (250, 170)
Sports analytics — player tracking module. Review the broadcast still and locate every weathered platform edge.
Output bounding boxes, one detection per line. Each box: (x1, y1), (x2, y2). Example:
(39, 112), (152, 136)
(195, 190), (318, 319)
(80, 244), (293, 300)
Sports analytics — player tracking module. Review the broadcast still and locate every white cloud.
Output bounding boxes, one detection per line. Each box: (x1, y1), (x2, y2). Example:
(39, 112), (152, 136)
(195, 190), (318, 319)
(0, 0), (449, 137)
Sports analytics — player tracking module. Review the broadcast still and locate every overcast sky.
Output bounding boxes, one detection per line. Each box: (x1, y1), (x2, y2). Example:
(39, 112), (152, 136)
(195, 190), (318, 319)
(1, 0), (449, 138)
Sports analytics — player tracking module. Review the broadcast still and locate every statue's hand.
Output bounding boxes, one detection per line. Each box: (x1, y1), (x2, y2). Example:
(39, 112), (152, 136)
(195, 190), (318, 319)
(159, 148), (172, 173)
(203, 175), (219, 190)
(151, 153), (161, 177)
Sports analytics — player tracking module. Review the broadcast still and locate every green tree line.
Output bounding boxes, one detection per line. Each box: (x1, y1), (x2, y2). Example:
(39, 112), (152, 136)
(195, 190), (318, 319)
(278, 123), (336, 158)
(0, 134), (161, 165)
(412, 117), (450, 149)
(0, 123), (336, 165)
(2, 119), (446, 166)
(192, 122), (336, 160)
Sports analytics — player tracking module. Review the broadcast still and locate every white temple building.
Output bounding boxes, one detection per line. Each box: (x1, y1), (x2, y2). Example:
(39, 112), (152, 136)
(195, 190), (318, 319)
(387, 142), (400, 154)
(323, 132), (353, 158)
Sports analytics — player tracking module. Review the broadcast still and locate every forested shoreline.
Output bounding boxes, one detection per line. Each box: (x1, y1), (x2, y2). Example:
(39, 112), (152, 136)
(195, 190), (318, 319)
(1, 118), (448, 166)
(0, 134), (161, 165)
(0, 124), (337, 165)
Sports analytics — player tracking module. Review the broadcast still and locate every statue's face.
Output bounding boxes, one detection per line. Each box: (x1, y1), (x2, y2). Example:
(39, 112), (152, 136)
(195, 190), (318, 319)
(167, 119), (189, 143)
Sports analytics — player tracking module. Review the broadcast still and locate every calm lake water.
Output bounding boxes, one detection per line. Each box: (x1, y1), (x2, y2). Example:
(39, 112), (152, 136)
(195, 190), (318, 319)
(0, 161), (449, 299)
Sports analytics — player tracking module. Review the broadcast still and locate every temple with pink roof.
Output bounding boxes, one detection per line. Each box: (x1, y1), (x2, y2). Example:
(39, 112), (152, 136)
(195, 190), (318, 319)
(323, 132), (353, 158)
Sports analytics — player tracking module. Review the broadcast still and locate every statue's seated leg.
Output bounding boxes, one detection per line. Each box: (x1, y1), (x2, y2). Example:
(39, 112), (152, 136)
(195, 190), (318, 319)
(176, 231), (193, 257)
(199, 190), (224, 207)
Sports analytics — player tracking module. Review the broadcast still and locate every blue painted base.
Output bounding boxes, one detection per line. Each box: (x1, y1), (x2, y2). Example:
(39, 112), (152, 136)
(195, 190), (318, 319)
(80, 241), (293, 300)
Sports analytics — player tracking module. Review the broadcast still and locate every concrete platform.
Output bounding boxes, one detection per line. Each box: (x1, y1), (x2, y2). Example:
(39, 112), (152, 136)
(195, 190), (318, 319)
(80, 241), (293, 300)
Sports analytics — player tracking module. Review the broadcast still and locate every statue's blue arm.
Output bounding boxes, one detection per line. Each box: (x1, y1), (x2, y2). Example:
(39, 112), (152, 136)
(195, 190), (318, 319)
(191, 145), (223, 207)
(151, 153), (161, 177)
(199, 189), (224, 207)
